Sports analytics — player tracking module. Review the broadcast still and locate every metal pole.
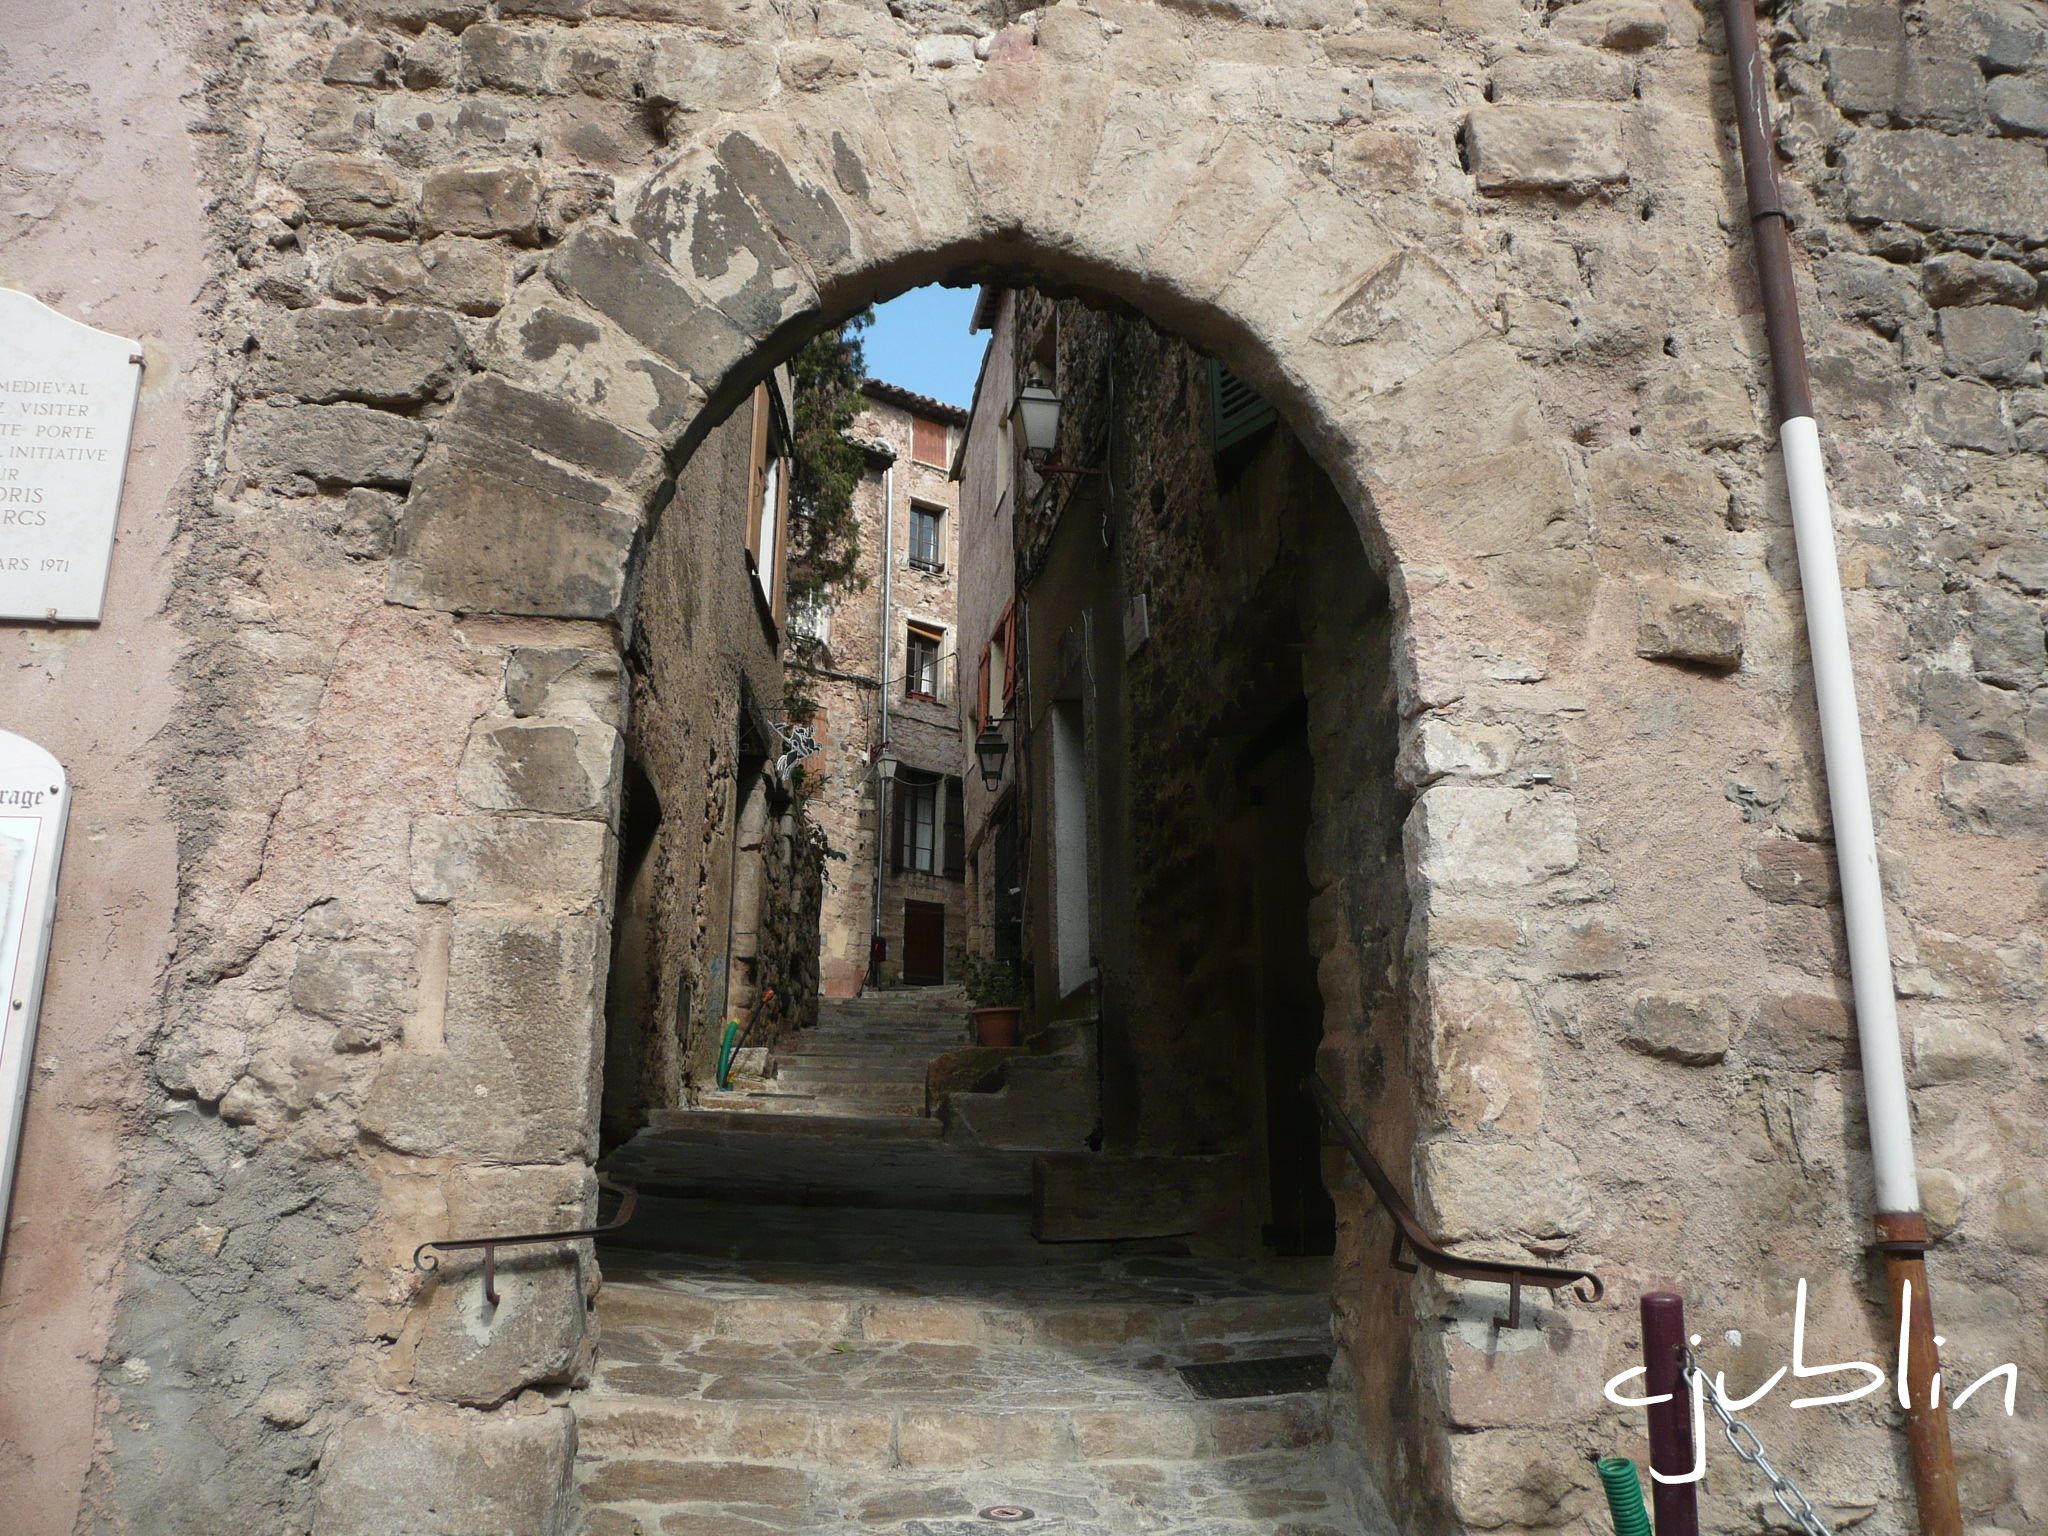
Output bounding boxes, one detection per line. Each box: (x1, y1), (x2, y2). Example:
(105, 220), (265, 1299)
(1716, 5), (1961, 1532)
(1640, 1292), (1700, 1536)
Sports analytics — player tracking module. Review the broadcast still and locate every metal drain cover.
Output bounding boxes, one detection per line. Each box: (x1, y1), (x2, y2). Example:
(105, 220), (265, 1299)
(1177, 1351), (1332, 1400)
(978, 1508), (1034, 1523)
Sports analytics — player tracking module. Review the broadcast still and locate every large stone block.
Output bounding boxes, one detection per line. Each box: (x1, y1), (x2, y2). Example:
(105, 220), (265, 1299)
(1823, 46), (1983, 127)
(1420, 1137), (1594, 1243)
(1919, 377), (2012, 452)
(1916, 667), (2030, 764)
(1939, 305), (2040, 382)
(483, 287), (702, 440)
(312, 1406), (576, 1535)
(332, 236), (512, 316)
(1911, 1012), (2012, 1084)
(1446, 1425), (1599, 1529)
(547, 224), (750, 386)
(457, 715), (621, 816)
(1843, 130), (2048, 241)
(236, 401), (428, 488)
(1463, 105), (1628, 195)
(1488, 43), (1635, 102)
(1939, 761), (2048, 836)
(1920, 251), (2037, 309)
(287, 156), (411, 235)
(411, 815), (612, 908)
(437, 374), (661, 488)
(1741, 837), (1840, 907)
(1970, 584), (2046, 685)
(1634, 578), (1744, 669)
(359, 912), (606, 1161)
(629, 147), (816, 341)
(1988, 73), (2048, 137)
(290, 944), (414, 1041)
(1426, 975), (1544, 1133)
(255, 306), (470, 407)
(412, 1257), (589, 1406)
(1407, 785), (1580, 890)
(1741, 991), (1857, 1072)
(1550, 0), (1667, 51)
(1621, 990), (1734, 1066)
(422, 164), (544, 240)
(386, 444), (640, 619)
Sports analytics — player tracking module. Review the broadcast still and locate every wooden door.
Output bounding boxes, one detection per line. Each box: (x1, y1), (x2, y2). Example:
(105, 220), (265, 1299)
(902, 900), (945, 985)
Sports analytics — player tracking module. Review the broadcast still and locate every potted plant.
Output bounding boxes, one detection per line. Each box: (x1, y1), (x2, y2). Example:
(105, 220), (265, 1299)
(963, 954), (1025, 1048)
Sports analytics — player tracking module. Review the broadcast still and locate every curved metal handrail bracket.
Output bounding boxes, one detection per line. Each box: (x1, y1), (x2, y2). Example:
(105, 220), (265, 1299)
(414, 1176), (639, 1308)
(1303, 1074), (1603, 1329)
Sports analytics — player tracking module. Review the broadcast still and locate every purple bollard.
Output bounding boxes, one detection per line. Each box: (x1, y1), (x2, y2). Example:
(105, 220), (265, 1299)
(1641, 1292), (1701, 1536)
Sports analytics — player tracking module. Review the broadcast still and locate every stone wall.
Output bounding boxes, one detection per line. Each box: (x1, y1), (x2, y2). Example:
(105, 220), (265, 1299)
(0, 0), (2040, 1531)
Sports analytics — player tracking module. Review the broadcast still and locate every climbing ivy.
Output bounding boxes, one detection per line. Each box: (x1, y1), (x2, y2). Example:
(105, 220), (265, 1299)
(785, 310), (874, 627)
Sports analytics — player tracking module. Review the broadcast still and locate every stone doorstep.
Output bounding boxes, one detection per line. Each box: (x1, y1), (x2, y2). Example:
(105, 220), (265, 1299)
(651, 1107), (945, 1139)
(579, 1446), (1363, 1533)
(576, 1390), (1331, 1468)
(593, 1278), (1330, 1354)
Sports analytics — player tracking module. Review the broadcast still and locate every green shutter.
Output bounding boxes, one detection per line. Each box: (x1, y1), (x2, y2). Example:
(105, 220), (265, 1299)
(1209, 357), (1277, 453)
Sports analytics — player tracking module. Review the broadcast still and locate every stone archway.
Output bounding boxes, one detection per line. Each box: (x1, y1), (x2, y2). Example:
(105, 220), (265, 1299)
(326, 48), (1603, 1534)
(99, 7), (1790, 1535)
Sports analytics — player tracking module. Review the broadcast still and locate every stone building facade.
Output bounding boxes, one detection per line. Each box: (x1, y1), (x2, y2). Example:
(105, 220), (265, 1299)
(796, 380), (970, 995)
(0, 1), (2044, 1533)
(603, 363), (826, 1140)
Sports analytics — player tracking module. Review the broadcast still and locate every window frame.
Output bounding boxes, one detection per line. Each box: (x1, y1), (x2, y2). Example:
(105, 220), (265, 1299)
(907, 501), (944, 572)
(904, 622), (943, 702)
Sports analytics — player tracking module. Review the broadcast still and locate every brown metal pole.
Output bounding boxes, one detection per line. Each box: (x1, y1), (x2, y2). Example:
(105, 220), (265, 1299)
(1716, 6), (1963, 1533)
(1640, 1293), (1701, 1536)
(1878, 1212), (1963, 1536)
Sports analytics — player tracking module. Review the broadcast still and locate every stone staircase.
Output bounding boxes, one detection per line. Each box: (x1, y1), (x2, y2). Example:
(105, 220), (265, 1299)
(696, 986), (973, 1120)
(586, 987), (1379, 1533)
(579, 1253), (1380, 1535)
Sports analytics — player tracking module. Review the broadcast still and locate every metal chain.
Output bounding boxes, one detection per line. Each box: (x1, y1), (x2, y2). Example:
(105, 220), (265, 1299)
(1682, 1347), (1835, 1536)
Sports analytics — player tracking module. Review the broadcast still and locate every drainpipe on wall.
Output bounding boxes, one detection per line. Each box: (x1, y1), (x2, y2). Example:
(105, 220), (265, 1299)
(873, 458), (895, 974)
(1718, 5), (1960, 1533)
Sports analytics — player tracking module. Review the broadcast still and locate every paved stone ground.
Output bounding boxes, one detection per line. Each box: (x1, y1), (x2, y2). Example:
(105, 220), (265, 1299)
(578, 1255), (1385, 1534)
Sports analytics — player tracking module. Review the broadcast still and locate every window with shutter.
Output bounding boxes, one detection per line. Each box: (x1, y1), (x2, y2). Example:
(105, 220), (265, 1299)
(905, 623), (942, 700)
(911, 415), (948, 466)
(1209, 358), (1277, 454)
(977, 647), (991, 732)
(1001, 605), (1018, 704)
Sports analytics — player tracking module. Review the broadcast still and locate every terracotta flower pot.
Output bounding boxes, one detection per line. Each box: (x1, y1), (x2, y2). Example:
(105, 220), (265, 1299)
(972, 1005), (1022, 1049)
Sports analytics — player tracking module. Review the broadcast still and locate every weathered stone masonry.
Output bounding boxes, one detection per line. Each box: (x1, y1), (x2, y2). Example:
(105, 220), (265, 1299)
(1, 0), (2044, 1532)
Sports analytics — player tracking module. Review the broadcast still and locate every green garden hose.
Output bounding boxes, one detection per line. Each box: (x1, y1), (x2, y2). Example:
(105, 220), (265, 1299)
(716, 1019), (741, 1090)
(1597, 1458), (1652, 1536)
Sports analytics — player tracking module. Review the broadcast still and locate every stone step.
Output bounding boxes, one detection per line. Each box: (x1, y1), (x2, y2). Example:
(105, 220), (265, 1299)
(599, 1196), (1114, 1267)
(774, 1061), (930, 1085)
(650, 1107), (944, 1141)
(691, 1089), (926, 1119)
(595, 1270), (1331, 1355)
(579, 1386), (1329, 1472)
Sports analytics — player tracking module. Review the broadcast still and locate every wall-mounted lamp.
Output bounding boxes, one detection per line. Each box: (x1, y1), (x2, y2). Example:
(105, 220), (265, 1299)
(1017, 384), (1099, 478)
(871, 741), (899, 785)
(974, 716), (1010, 789)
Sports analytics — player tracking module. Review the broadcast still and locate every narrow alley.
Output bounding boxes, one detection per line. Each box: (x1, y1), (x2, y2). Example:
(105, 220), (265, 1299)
(580, 283), (1412, 1533)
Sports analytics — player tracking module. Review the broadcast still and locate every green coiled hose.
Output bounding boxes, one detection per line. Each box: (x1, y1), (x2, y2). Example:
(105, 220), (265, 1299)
(1597, 1457), (1652, 1536)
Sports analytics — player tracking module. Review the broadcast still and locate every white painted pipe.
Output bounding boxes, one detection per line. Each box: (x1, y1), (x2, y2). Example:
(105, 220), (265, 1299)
(1780, 415), (1918, 1214)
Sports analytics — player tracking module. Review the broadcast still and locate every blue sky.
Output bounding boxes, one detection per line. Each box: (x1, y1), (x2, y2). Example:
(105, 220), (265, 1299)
(861, 285), (988, 409)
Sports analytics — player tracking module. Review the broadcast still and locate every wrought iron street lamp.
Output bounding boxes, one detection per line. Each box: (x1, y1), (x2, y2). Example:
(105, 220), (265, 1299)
(974, 717), (1010, 789)
(1016, 384), (1098, 478)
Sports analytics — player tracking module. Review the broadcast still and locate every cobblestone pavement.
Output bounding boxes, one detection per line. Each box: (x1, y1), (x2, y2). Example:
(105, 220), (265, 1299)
(578, 1255), (1387, 1534)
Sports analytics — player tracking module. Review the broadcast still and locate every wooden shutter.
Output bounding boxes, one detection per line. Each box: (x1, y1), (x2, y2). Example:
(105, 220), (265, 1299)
(889, 780), (906, 872)
(1001, 605), (1018, 704)
(745, 384), (769, 564)
(943, 777), (966, 879)
(1209, 358), (1276, 453)
(976, 647), (991, 732)
(911, 416), (947, 466)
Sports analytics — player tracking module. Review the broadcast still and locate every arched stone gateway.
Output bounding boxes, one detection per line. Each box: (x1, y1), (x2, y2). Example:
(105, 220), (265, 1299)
(19, 1), (2042, 1533)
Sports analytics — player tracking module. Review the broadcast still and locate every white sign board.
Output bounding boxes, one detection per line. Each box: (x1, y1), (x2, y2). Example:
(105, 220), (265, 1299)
(0, 730), (68, 1260)
(0, 288), (144, 623)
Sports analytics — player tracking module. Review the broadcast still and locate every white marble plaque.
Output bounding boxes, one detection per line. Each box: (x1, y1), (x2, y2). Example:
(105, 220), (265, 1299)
(0, 289), (144, 623)
(0, 730), (69, 1259)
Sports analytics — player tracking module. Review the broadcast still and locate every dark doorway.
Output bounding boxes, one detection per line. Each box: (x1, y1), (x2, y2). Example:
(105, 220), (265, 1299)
(1240, 699), (1336, 1257)
(989, 796), (1023, 969)
(902, 900), (946, 985)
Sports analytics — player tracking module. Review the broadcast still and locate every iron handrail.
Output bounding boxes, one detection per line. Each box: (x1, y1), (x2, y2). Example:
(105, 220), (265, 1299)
(413, 1176), (639, 1307)
(1303, 1073), (1603, 1329)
